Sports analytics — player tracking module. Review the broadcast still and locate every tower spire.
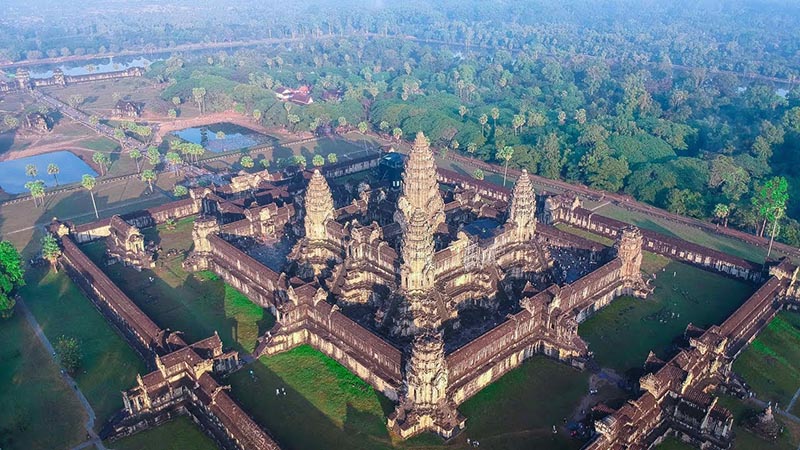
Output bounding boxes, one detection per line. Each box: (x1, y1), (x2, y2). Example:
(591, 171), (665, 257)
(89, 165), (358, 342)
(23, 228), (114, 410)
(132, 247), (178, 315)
(304, 169), (334, 242)
(507, 169), (537, 240)
(395, 132), (444, 233)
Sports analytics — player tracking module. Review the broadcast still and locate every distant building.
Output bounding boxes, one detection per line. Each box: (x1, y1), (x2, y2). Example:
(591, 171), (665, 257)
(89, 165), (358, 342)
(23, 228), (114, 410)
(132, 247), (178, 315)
(24, 112), (52, 133)
(113, 100), (143, 118)
(274, 85), (314, 105)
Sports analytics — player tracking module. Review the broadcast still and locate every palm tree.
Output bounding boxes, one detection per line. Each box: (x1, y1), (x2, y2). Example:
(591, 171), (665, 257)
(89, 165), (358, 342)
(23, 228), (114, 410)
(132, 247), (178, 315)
(147, 146), (161, 166)
(467, 142), (477, 155)
(312, 155), (325, 167)
(82, 175), (99, 219)
(129, 149), (143, 173)
(192, 87), (206, 114)
(47, 163), (60, 186)
(25, 164), (37, 178)
(497, 145), (514, 187)
(327, 153), (338, 164)
(240, 155), (255, 169)
(713, 204), (730, 227)
(25, 180), (45, 207)
(165, 151), (182, 176)
(141, 169), (157, 193)
(41, 234), (61, 273)
(92, 153), (110, 176)
(490, 107), (500, 129)
(478, 114), (488, 136)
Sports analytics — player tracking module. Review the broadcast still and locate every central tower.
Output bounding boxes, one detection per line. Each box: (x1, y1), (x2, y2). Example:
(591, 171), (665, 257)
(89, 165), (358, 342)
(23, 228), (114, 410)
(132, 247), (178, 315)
(389, 132), (465, 439)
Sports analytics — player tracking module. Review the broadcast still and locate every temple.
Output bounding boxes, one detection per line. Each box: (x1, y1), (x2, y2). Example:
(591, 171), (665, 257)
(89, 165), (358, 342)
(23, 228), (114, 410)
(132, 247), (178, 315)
(43, 130), (800, 449)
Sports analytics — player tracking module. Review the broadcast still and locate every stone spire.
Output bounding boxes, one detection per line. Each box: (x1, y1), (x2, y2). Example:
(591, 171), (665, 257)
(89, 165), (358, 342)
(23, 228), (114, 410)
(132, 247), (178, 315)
(395, 132), (445, 233)
(304, 169), (334, 242)
(400, 210), (436, 294)
(389, 330), (464, 438)
(507, 169), (537, 240)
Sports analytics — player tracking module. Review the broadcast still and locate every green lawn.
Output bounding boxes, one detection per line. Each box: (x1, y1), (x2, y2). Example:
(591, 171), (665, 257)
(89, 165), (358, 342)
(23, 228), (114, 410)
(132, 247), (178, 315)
(554, 223), (615, 246)
(81, 218), (273, 353)
(596, 204), (773, 263)
(0, 310), (86, 450)
(228, 345), (590, 450)
(733, 311), (800, 406)
(106, 416), (218, 450)
(20, 267), (145, 426)
(654, 437), (696, 450)
(579, 260), (756, 374)
(716, 395), (800, 450)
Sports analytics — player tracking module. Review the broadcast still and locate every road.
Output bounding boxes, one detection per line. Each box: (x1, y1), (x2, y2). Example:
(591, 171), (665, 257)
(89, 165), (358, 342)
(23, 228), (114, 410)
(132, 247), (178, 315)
(16, 299), (108, 450)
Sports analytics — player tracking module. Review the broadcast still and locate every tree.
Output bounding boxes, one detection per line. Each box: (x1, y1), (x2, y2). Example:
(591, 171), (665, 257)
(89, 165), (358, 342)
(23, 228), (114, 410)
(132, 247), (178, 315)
(467, 142), (478, 155)
(129, 149), (142, 173)
(47, 163), (60, 186)
(25, 180), (45, 207)
(312, 154), (325, 167)
(41, 234), (61, 272)
(82, 175), (99, 219)
(88, 115), (99, 126)
(473, 168), (485, 180)
(358, 121), (368, 134)
(490, 107), (500, 128)
(168, 109), (178, 118)
(459, 105), (468, 120)
(171, 96), (181, 107)
(713, 204), (730, 227)
(173, 185), (189, 197)
(327, 153), (338, 164)
(3, 115), (18, 129)
(287, 114), (301, 131)
(496, 145), (514, 186)
(512, 114), (525, 135)
(253, 109), (262, 122)
(141, 169), (157, 193)
(67, 94), (84, 108)
(25, 163), (37, 178)
(92, 153), (110, 176)
(55, 335), (82, 374)
(667, 189), (705, 218)
(240, 155), (255, 169)
(147, 146), (161, 166)
(392, 127), (403, 141)
(478, 114), (488, 135)
(0, 241), (24, 318)
(538, 133), (565, 180)
(165, 151), (182, 176)
(192, 87), (207, 114)
(754, 176), (789, 257)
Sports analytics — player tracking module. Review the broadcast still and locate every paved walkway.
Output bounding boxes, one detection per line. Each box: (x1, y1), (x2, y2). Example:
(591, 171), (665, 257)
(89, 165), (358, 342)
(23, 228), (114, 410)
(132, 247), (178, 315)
(17, 299), (108, 450)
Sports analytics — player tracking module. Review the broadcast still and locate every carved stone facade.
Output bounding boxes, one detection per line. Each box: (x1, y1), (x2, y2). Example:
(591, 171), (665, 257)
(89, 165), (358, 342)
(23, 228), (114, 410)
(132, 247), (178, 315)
(106, 215), (155, 270)
(182, 131), (654, 440)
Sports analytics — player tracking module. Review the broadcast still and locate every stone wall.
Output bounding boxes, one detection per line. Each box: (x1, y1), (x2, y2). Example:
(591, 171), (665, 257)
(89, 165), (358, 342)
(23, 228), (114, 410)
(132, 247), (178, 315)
(72, 199), (198, 243)
(444, 259), (629, 405)
(548, 205), (763, 282)
(60, 236), (166, 360)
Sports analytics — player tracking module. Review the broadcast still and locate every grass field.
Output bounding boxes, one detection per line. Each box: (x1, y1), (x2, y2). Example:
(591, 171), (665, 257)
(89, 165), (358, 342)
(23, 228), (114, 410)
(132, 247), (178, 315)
(106, 416), (217, 450)
(732, 311), (800, 407)
(716, 395), (800, 450)
(654, 437), (696, 449)
(0, 310), (86, 450)
(229, 345), (590, 450)
(81, 218), (273, 352)
(579, 260), (756, 374)
(20, 267), (145, 425)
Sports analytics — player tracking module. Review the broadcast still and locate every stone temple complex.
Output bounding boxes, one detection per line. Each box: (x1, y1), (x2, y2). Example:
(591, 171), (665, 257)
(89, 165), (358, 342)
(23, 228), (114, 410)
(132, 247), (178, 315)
(46, 131), (800, 449)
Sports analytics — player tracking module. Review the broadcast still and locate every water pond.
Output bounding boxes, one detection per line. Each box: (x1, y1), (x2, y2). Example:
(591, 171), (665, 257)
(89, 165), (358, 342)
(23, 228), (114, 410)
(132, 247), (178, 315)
(28, 57), (156, 79)
(0, 151), (97, 194)
(170, 123), (275, 153)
